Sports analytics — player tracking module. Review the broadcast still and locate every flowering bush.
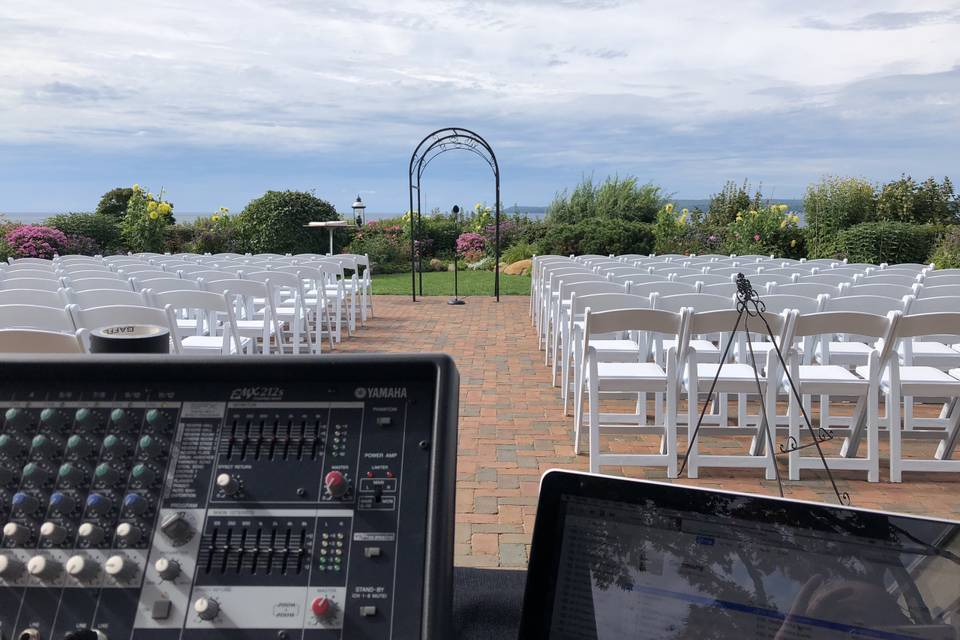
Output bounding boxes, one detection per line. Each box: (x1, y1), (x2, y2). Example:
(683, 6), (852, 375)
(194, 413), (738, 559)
(471, 203), (493, 232)
(121, 184), (175, 253)
(930, 226), (960, 269)
(63, 234), (100, 256)
(5, 225), (68, 259)
(653, 203), (700, 255)
(186, 208), (242, 254)
(345, 220), (408, 273)
(456, 232), (486, 262)
(723, 204), (805, 258)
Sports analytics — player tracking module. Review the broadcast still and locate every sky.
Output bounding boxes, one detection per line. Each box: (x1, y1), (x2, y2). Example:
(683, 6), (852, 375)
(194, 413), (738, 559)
(1, 0), (958, 215)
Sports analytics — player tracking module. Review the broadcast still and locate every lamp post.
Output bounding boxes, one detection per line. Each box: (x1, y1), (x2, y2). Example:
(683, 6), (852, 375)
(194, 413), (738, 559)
(352, 195), (366, 226)
(448, 205), (465, 306)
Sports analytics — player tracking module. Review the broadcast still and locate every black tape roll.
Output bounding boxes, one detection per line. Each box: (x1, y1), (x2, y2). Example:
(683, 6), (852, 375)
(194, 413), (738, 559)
(89, 324), (170, 354)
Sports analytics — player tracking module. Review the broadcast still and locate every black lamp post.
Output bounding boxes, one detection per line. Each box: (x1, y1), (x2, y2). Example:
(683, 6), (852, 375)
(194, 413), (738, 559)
(448, 205), (465, 306)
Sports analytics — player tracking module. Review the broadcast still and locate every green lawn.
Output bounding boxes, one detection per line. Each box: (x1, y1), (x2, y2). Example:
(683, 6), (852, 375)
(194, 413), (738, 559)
(372, 271), (531, 296)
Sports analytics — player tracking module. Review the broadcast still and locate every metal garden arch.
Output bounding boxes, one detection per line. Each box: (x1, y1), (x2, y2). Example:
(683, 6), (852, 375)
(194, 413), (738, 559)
(408, 127), (501, 302)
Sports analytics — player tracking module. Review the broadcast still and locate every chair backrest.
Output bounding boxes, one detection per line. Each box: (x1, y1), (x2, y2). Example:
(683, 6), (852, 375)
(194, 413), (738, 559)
(0, 289), (66, 308)
(627, 281), (699, 299)
(191, 270), (239, 282)
(607, 272), (667, 285)
(745, 273), (796, 288)
(698, 282), (738, 296)
(683, 308), (789, 352)
(761, 267), (816, 277)
(852, 273), (919, 287)
(69, 304), (180, 353)
(674, 273), (730, 286)
(204, 278), (268, 299)
(558, 280), (624, 304)
(654, 293), (735, 313)
(66, 277), (133, 292)
(583, 308), (687, 348)
(839, 283), (919, 299)
(822, 294), (906, 315)
(790, 310), (897, 341)
(915, 284), (960, 299)
(6, 258), (55, 268)
(0, 329), (84, 353)
(795, 273), (854, 286)
(134, 278), (201, 294)
(171, 265), (209, 276)
(894, 313), (960, 343)
(60, 269), (119, 280)
(64, 288), (149, 309)
(569, 292), (652, 318)
(904, 296), (960, 315)
(0, 304), (75, 332)
(117, 268), (168, 278)
(0, 277), (63, 292)
(767, 282), (840, 298)
(150, 290), (240, 352)
(1, 269), (60, 280)
(921, 271), (960, 286)
(760, 294), (824, 316)
(649, 266), (702, 278)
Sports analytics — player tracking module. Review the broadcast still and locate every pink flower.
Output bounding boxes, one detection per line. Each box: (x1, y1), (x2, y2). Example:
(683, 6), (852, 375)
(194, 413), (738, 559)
(754, 234), (761, 242)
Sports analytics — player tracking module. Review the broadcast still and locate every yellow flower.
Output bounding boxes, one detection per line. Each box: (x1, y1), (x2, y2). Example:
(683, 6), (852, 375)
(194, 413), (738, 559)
(212, 215), (221, 222)
(790, 239), (797, 248)
(149, 211), (159, 220)
(681, 208), (689, 215)
(147, 201), (158, 212)
(132, 183), (141, 192)
(749, 209), (758, 217)
(219, 206), (229, 213)
(792, 214), (800, 224)
(475, 202), (482, 211)
(780, 218), (788, 228)
(158, 202), (172, 215)
(777, 204), (789, 213)
(678, 214), (686, 226)
(664, 203), (674, 214)
(736, 213), (743, 222)
(148, 193), (155, 200)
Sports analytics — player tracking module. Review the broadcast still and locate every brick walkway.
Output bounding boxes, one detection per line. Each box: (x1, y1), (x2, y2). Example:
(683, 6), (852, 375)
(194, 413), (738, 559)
(338, 295), (960, 568)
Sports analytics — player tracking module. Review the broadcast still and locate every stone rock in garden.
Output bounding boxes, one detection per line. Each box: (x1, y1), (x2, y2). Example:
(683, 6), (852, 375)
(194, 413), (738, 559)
(502, 259), (532, 275)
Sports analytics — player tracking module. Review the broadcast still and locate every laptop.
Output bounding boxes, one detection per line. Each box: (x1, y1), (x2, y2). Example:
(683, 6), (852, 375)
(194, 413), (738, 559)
(519, 470), (960, 639)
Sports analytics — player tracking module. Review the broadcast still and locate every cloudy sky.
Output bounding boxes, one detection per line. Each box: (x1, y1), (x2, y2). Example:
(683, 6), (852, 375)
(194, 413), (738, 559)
(1, 0), (958, 215)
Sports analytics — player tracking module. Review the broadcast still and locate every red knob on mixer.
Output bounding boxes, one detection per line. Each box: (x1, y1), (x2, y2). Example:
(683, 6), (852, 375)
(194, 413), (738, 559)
(324, 471), (348, 498)
(312, 596), (332, 617)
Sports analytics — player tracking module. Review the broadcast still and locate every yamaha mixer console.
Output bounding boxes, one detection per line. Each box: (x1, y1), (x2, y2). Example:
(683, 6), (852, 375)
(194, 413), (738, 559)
(0, 355), (458, 640)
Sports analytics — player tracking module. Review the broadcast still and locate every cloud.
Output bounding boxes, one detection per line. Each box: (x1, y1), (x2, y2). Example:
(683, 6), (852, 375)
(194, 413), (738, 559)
(803, 10), (960, 31)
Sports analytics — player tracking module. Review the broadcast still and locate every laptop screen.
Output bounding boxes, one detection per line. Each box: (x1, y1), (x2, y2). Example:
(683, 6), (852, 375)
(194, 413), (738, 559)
(522, 472), (960, 640)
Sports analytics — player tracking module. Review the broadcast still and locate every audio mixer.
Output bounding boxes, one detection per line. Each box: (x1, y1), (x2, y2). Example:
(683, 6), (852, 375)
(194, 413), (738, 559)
(0, 354), (458, 640)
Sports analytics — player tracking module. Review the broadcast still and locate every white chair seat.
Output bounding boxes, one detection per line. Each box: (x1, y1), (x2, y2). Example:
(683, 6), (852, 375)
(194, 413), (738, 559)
(857, 364), (960, 394)
(665, 338), (719, 354)
(590, 339), (641, 354)
(795, 364), (866, 387)
(235, 320), (274, 332)
(898, 341), (960, 368)
(181, 335), (251, 354)
(685, 363), (763, 392)
(815, 341), (871, 365)
(592, 362), (667, 385)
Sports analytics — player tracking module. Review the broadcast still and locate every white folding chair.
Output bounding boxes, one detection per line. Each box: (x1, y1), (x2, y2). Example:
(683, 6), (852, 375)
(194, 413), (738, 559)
(784, 310), (898, 482)
(70, 304), (180, 353)
(0, 278), (63, 292)
(839, 283), (920, 299)
(151, 290), (247, 355)
(0, 289), (67, 308)
(852, 273), (921, 288)
(883, 312), (960, 481)
(63, 288), (148, 308)
(242, 270), (312, 354)
(583, 307), (688, 477)
(66, 277), (133, 292)
(275, 264), (337, 348)
(205, 279), (278, 355)
(1, 269), (60, 280)
(552, 279), (627, 386)
(0, 329), (85, 353)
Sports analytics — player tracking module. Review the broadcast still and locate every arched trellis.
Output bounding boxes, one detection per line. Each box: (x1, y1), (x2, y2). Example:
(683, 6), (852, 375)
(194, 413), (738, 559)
(408, 127), (501, 302)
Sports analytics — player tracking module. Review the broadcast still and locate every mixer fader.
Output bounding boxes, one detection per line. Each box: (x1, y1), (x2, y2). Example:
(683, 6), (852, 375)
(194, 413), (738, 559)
(0, 355), (458, 640)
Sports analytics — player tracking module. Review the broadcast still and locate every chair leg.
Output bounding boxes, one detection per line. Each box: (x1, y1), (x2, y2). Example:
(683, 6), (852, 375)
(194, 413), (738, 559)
(551, 320), (562, 387)
(588, 372), (601, 473)
(867, 384), (879, 483)
(788, 389), (801, 481)
(561, 330), (572, 409)
(889, 388), (902, 483)
(686, 379), (699, 479)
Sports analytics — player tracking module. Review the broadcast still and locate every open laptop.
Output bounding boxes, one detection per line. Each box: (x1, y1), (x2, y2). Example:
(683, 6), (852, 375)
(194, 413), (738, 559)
(520, 470), (960, 639)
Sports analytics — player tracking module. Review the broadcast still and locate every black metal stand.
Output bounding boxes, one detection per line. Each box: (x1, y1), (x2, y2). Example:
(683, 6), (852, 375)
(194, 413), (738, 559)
(449, 205), (465, 306)
(678, 274), (850, 506)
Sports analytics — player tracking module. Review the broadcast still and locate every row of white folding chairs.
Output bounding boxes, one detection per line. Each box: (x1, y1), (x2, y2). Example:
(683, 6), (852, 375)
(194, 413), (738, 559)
(577, 302), (960, 483)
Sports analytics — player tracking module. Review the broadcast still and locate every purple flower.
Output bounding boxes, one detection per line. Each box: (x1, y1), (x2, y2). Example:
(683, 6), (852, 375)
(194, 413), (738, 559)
(5, 225), (69, 259)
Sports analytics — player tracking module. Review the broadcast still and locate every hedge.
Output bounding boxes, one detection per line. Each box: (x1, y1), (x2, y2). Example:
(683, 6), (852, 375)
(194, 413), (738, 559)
(832, 222), (940, 265)
(236, 191), (342, 255)
(45, 212), (122, 253)
(535, 219), (654, 256)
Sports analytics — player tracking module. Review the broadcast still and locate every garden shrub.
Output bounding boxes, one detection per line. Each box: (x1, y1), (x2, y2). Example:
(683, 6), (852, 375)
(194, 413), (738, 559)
(45, 212), (122, 254)
(874, 175), (959, 225)
(653, 204), (698, 255)
(236, 190), (341, 255)
(186, 210), (242, 254)
(804, 176), (875, 258)
(536, 219), (653, 256)
(121, 186), (175, 253)
(546, 175), (664, 224)
(929, 226), (960, 269)
(63, 234), (100, 256)
(455, 232), (486, 263)
(95, 187), (135, 220)
(416, 214), (460, 258)
(705, 179), (763, 226)
(0, 238), (12, 263)
(502, 241), (536, 264)
(345, 221), (408, 273)
(723, 204), (805, 259)
(427, 258), (447, 272)
(832, 222), (939, 265)
(5, 225), (69, 259)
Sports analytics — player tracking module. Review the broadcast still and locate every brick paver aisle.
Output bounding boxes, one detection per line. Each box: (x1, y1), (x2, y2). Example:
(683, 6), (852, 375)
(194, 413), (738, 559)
(338, 295), (960, 568)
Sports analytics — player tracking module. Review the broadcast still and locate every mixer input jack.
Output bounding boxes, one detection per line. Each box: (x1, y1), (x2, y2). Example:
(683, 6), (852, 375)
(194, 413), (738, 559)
(18, 629), (40, 640)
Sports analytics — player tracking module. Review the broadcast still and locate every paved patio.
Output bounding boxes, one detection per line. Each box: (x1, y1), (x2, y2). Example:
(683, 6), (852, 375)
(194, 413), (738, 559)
(338, 295), (960, 568)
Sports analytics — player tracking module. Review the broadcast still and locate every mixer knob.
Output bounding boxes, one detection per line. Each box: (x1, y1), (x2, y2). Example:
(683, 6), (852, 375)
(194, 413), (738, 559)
(324, 471), (348, 498)
(50, 491), (76, 514)
(311, 596), (335, 619)
(159, 513), (194, 545)
(39, 408), (67, 430)
(77, 522), (105, 545)
(12, 491), (40, 514)
(215, 473), (239, 496)
(27, 554), (61, 579)
(154, 557), (181, 580)
(74, 407), (98, 429)
(110, 409), (133, 428)
(115, 522), (141, 545)
(4, 408), (31, 430)
(0, 553), (24, 578)
(101, 434), (126, 457)
(58, 462), (85, 486)
(138, 435), (162, 458)
(39, 521), (68, 545)
(65, 435), (91, 458)
(30, 434), (57, 456)
(85, 493), (112, 516)
(0, 434), (23, 458)
(122, 493), (149, 516)
(194, 597), (220, 620)
(65, 554), (98, 579)
(93, 462), (120, 486)
(3, 521), (31, 545)
(104, 554), (135, 580)
(21, 463), (49, 486)
(130, 463), (156, 487)
(145, 409), (168, 429)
